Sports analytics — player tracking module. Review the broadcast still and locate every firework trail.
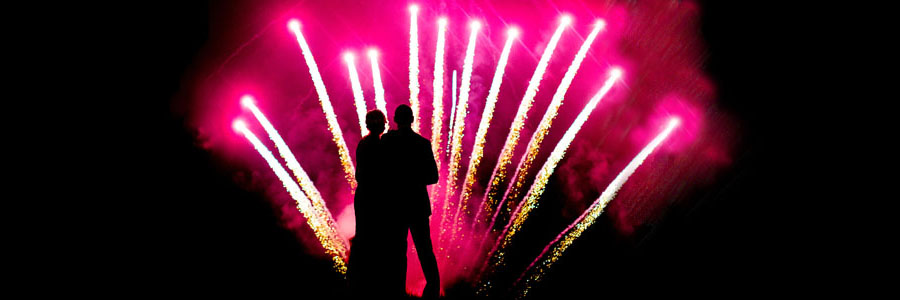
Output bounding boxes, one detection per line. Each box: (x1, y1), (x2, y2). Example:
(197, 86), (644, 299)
(430, 17), (448, 204)
(497, 19), (606, 234)
(234, 120), (348, 274)
(514, 118), (680, 298)
(462, 28), (518, 236)
(441, 21), (481, 243)
(344, 53), (369, 136)
(448, 69), (458, 155)
(368, 49), (388, 119)
(477, 16), (571, 238)
(288, 20), (356, 190)
(241, 96), (349, 256)
(409, 5), (420, 132)
(477, 68), (622, 293)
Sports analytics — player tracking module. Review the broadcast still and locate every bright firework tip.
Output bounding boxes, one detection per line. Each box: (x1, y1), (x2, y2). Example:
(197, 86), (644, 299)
(409, 4), (419, 13)
(595, 19), (606, 29)
(668, 117), (681, 128)
(343, 52), (355, 63)
(367, 48), (378, 58)
(240, 95), (255, 108)
(560, 15), (573, 25)
(609, 67), (624, 79)
(507, 27), (520, 38)
(233, 119), (248, 132)
(438, 17), (448, 26)
(287, 19), (301, 33)
(470, 20), (482, 30)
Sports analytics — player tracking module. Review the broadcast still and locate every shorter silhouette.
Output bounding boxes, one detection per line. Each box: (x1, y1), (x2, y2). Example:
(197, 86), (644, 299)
(382, 105), (441, 299)
(348, 110), (405, 298)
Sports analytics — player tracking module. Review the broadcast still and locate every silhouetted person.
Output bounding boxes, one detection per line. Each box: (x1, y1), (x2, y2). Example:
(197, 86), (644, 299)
(349, 110), (401, 298)
(382, 105), (441, 298)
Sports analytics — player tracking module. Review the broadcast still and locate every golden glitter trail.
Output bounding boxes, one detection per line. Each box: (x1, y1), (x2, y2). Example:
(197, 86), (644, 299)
(429, 17), (448, 205)
(368, 49), (388, 120)
(514, 117), (680, 298)
(240, 96), (349, 257)
(447, 69), (458, 155)
(496, 19), (606, 234)
(343, 52), (369, 136)
(477, 68), (622, 294)
(409, 5), (421, 131)
(288, 19), (356, 190)
(234, 119), (348, 274)
(455, 27), (518, 244)
(441, 20), (481, 242)
(477, 16), (571, 237)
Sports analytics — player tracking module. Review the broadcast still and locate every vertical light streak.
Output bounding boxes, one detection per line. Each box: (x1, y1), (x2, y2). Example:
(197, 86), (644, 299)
(368, 49), (388, 118)
(288, 20), (356, 190)
(514, 118), (681, 298)
(480, 68), (622, 284)
(463, 27), (518, 235)
(478, 16), (571, 237)
(241, 96), (349, 257)
(235, 120), (348, 274)
(441, 21), (481, 242)
(498, 19), (606, 233)
(344, 53), (369, 136)
(409, 5), (420, 131)
(448, 69), (458, 154)
(430, 17), (448, 205)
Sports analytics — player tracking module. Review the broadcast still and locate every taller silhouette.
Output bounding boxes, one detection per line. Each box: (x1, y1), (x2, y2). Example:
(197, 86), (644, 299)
(382, 105), (441, 298)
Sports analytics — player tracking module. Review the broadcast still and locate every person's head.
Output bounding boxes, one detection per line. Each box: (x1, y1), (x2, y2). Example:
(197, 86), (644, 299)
(365, 109), (386, 135)
(394, 104), (413, 129)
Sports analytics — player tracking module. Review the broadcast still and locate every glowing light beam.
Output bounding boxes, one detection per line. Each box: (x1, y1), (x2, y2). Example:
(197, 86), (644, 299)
(441, 20), (480, 242)
(477, 16), (570, 238)
(368, 49), (388, 119)
(498, 19), (606, 233)
(409, 5), (420, 131)
(448, 69), (458, 155)
(344, 52), (369, 136)
(515, 117), (681, 298)
(288, 19), (356, 190)
(235, 119), (348, 274)
(430, 17), (448, 205)
(477, 68), (622, 294)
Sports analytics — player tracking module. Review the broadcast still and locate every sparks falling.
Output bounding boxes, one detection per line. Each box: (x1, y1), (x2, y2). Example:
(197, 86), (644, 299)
(288, 19), (356, 190)
(234, 120), (348, 274)
(442, 20), (481, 242)
(499, 19), (606, 233)
(480, 68), (622, 287)
(368, 49), (388, 117)
(344, 52), (369, 136)
(448, 69), (458, 155)
(464, 27), (518, 233)
(430, 17), (448, 202)
(240, 96), (349, 257)
(409, 4), (420, 131)
(515, 117), (681, 298)
(478, 16), (571, 237)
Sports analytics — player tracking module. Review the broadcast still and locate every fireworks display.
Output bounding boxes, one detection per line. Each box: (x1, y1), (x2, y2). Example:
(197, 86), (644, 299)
(478, 16), (571, 237)
(197, 1), (732, 298)
(288, 19), (356, 190)
(515, 117), (680, 298)
(234, 119), (348, 273)
(409, 4), (420, 131)
(344, 52), (368, 136)
(464, 27), (518, 233)
(477, 69), (622, 295)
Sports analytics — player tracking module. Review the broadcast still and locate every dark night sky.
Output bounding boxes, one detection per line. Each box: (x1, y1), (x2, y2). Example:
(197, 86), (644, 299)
(106, 0), (819, 298)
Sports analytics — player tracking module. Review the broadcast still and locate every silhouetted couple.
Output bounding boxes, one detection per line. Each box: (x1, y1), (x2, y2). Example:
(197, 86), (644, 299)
(349, 105), (440, 299)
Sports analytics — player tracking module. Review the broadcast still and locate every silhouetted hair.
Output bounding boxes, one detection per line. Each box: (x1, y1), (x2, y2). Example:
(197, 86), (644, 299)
(366, 110), (386, 131)
(394, 104), (413, 125)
